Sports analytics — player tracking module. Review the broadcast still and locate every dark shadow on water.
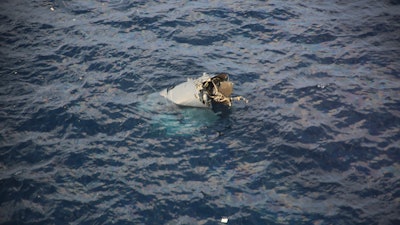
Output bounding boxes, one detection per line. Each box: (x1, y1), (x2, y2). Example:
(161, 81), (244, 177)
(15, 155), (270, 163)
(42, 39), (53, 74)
(211, 102), (232, 118)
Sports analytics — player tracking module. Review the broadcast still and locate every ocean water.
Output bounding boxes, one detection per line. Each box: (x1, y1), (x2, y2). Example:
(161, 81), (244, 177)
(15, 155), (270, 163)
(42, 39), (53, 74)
(1, 0), (400, 224)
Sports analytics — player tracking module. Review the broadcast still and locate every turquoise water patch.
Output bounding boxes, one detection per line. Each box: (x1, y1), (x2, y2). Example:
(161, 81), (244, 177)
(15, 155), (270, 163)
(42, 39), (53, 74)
(139, 93), (218, 136)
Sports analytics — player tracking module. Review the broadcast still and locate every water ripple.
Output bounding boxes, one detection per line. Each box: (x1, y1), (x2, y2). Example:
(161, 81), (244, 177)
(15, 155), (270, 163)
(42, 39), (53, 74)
(1, 0), (400, 225)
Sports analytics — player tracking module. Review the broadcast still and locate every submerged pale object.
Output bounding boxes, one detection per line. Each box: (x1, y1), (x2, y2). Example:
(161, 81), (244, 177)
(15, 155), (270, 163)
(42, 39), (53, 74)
(160, 73), (245, 109)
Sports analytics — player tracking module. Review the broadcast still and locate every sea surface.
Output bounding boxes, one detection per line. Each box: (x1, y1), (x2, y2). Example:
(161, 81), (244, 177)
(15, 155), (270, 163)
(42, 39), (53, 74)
(1, 0), (400, 224)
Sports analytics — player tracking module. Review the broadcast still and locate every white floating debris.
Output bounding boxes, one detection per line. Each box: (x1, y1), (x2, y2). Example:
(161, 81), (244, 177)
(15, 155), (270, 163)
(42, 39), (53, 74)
(160, 72), (247, 109)
(221, 217), (228, 223)
(50, 6), (55, 11)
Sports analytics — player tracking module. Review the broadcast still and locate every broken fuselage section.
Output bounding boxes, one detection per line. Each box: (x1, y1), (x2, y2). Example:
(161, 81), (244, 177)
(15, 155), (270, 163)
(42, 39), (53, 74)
(160, 73), (241, 110)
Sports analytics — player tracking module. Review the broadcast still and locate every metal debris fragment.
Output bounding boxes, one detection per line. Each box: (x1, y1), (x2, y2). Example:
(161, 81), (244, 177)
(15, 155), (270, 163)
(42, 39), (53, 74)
(160, 73), (247, 109)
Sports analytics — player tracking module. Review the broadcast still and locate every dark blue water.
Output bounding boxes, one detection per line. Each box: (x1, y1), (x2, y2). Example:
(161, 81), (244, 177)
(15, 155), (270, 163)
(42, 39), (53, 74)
(1, 0), (400, 224)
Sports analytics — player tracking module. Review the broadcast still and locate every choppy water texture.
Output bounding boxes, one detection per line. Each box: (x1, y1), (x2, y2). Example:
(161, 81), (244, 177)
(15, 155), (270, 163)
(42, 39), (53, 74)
(1, 0), (400, 224)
